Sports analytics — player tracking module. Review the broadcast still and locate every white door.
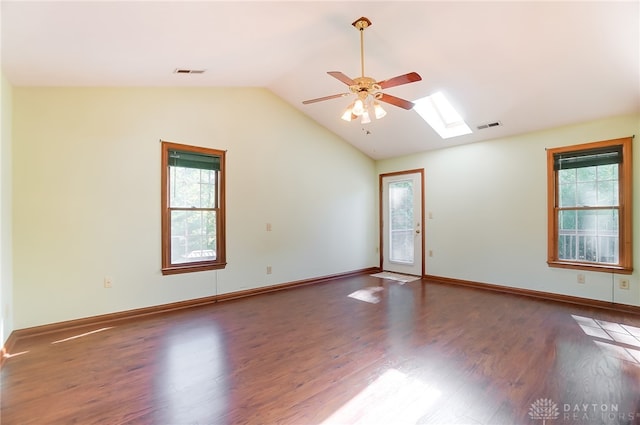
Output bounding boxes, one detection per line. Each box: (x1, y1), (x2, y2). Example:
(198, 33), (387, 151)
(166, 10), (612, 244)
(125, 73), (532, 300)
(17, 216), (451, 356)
(381, 171), (424, 276)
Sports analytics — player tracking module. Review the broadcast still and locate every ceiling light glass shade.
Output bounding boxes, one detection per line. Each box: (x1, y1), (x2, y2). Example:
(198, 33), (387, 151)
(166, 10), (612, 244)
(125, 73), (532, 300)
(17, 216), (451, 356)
(352, 99), (365, 116)
(341, 103), (355, 121)
(373, 101), (387, 119)
(361, 110), (371, 124)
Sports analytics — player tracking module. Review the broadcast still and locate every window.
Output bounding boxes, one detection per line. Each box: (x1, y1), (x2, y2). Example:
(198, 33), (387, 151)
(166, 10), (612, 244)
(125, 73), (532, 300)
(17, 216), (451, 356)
(161, 141), (226, 275)
(413, 91), (472, 139)
(547, 137), (632, 273)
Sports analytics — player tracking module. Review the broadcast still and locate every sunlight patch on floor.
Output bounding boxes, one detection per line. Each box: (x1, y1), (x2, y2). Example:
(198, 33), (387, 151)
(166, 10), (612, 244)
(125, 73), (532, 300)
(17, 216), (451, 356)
(370, 272), (421, 284)
(594, 340), (640, 364)
(320, 368), (441, 425)
(51, 327), (114, 344)
(572, 314), (640, 366)
(348, 287), (384, 304)
(3, 350), (29, 359)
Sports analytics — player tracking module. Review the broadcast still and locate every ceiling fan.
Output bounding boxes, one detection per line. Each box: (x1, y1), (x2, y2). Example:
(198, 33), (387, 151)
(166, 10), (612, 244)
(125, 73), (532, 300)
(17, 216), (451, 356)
(302, 17), (422, 124)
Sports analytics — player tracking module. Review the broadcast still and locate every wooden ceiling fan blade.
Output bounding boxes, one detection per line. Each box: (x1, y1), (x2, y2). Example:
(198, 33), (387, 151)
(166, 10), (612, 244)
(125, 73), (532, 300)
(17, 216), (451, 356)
(378, 93), (415, 110)
(327, 71), (356, 86)
(377, 72), (422, 89)
(302, 93), (351, 105)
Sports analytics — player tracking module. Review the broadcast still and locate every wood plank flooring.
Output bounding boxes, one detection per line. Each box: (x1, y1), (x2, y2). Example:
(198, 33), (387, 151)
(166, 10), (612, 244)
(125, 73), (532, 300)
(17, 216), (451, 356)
(2, 275), (640, 424)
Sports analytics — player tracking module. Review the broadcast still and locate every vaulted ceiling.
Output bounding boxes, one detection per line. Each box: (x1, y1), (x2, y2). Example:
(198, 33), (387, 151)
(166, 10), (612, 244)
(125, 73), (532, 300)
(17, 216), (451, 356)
(2, 1), (638, 159)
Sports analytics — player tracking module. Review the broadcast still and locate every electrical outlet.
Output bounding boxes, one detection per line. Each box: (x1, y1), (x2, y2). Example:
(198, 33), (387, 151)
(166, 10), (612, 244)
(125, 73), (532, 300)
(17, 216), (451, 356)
(429, 250), (433, 257)
(104, 277), (112, 288)
(619, 278), (630, 290)
(266, 266), (272, 275)
(577, 274), (585, 284)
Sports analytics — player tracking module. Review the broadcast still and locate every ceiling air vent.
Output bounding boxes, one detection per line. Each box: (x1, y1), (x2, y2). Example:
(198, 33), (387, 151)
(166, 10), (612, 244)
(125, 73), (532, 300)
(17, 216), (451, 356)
(477, 121), (502, 130)
(173, 68), (206, 74)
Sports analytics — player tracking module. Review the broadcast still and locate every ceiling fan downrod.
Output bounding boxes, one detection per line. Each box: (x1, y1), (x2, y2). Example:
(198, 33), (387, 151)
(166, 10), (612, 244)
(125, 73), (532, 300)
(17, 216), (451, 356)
(352, 17), (371, 78)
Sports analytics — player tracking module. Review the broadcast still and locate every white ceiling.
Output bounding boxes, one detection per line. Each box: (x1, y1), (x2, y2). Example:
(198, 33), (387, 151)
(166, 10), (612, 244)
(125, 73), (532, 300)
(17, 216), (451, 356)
(2, 1), (639, 159)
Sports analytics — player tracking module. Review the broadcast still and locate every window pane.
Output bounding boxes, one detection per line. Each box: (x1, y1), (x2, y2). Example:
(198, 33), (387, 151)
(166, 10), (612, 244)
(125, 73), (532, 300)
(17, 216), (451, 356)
(597, 164), (616, 180)
(558, 209), (618, 264)
(576, 182), (596, 206)
(597, 209), (618, 233)
(598, 236), (618, 264)
(579, 235), (597, 262)
(577, 167), (596, 182)
(596, 181), (616, 206)
(389, 180), (414, 264)
(391, 230), (414, 263)
(558, 168), (576, 185)
(170, 210), (217, 264)
(559, 165), (619, 208)
(559, 210), (576, 230)
(558, 183), (576, 207)
(577, 210), (597, 232)
(558, 234), (576, 260)
(169, 166), (216, 208)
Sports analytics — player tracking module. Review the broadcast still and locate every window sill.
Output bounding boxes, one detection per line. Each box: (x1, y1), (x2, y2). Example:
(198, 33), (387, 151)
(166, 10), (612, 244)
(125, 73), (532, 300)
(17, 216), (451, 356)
(547, 260), (633, 275)
(162, 262), (227, 275)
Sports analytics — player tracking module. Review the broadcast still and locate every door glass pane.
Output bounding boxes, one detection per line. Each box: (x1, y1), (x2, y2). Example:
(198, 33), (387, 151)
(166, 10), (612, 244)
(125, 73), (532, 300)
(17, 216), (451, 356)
(389, 180), (414, 264)
(171, 210), (217, 264)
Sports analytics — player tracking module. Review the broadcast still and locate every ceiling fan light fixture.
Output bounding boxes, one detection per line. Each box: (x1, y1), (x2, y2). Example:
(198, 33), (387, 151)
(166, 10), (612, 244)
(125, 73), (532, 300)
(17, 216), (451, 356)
(341, 103), (355, 121)
(373, 101), (387, 119)
(302, 17), (422, 125)
(352, 99), (365, 116)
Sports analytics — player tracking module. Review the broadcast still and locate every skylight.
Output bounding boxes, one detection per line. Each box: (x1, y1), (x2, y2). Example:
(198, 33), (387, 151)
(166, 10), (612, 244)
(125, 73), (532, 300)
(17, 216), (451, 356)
(413, 91), (472, 139)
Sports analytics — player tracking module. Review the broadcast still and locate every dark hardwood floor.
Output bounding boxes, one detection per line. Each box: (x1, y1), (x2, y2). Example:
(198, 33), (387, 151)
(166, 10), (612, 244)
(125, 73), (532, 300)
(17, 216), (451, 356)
(2, 275), (640, 425)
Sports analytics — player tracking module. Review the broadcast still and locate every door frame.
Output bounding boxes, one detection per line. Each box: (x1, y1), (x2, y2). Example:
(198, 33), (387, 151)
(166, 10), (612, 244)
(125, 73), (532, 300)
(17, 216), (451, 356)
(379, 169), (426, 276)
